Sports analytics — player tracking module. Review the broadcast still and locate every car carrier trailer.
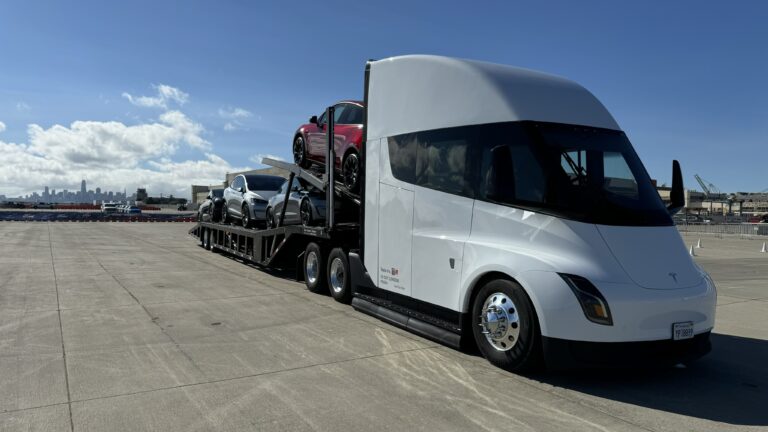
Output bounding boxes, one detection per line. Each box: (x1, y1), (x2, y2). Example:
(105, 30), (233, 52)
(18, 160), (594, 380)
(191, 55), (716, 371)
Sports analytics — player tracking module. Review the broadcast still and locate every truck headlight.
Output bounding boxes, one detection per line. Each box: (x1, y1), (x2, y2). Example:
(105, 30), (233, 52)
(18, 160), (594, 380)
(559, 274), (613, 326)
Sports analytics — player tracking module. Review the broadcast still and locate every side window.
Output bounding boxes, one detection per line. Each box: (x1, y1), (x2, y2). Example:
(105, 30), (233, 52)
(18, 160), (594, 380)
(416, 139), (468, 196)
(387, 134), (419, 184)
(333, 104), (348, 124)
(235, 177), (245, 190)
(388, 128), (473, 198)
(603, 152), (639, 199)
(318, 111), (327, 125)
(481, 143), (546, 204)
(343, 105), (363, 125)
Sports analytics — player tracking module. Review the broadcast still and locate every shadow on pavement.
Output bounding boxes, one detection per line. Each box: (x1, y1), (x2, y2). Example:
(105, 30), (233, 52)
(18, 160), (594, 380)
(536, 333), (767, 426)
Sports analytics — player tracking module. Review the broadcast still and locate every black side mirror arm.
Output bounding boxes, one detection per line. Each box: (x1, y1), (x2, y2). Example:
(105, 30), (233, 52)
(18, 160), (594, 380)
(667, 160), (685, 215)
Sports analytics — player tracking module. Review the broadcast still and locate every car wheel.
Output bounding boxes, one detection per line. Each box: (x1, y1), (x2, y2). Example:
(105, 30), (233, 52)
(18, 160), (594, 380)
(471, 279), (543, 373)
(294, 135), (311, 168)
(327, 248), (351, 304)
(300, 198), (313, 226)
(241, 204), (251, 228)
(221, 203), (228, 224)
(209, 205), (216, 222)
(303, 242), (327, 294)
(342, 151), (360, 192)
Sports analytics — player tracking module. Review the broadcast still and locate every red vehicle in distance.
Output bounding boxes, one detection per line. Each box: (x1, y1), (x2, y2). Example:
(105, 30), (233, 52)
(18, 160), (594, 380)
(292, 100), (364, 191)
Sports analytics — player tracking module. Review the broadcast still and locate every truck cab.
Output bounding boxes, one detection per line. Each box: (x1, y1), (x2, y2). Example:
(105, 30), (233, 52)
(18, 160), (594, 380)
(351, 55), (715, 370)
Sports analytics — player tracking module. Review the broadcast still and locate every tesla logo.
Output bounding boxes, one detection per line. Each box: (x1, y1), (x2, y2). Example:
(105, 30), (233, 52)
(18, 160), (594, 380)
(668, 272), (678, 283)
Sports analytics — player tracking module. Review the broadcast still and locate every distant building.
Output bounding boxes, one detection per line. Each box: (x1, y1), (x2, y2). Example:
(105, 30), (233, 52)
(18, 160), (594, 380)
(136, 188), (148, 202)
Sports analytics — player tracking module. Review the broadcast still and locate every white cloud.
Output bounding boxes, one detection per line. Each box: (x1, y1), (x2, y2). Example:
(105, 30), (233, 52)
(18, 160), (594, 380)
(218, 107), (252, 119)
(0, 112), (242, 199)
(0, 121), (5, 133)
(219, 107), (254, 132)
(16, 102), (31, 111)
(250, 154), (285, 165)
(122, 84), (189, 109)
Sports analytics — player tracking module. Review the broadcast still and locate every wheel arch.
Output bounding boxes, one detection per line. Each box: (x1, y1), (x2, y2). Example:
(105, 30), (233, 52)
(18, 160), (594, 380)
(462, 269), (546, 336)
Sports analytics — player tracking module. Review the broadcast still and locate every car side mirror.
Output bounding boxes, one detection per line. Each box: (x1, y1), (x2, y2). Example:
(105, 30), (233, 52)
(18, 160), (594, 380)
(309, 115), (318, 125)
(667, 160), (684, 215)
(238, 187), (245, 193)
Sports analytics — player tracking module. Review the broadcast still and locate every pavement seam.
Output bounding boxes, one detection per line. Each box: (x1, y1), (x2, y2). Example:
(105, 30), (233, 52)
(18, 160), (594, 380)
(46, 223), (75, 432)
(69, 344), (435, 406)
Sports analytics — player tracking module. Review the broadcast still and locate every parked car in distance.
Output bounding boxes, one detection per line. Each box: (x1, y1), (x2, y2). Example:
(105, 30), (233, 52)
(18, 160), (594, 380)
(127, 206), (141, 214)
(265, 178), (328, 228)
(101, 203), (118, 214)
(292, 100), (364, 192)
(198, 188), (225, 222)
(222, 174), (285, 228)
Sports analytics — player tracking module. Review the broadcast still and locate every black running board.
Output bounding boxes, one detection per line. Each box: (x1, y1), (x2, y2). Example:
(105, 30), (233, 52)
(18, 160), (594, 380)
(352, 297), (462, 349)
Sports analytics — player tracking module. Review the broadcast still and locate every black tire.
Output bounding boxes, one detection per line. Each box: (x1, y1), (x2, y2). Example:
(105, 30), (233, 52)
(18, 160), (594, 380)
(202, 228), (211, 250)
(300, 198), (313, 227)
(199, 228), (206, 247)
(241, 204), (251, 228)
(221, 202), (228, 224)
(293, 135), (311, 168)
(326, 248), (351, 304)
(303, 242), (327, 294)
(266, 207), (275, 228)
(342, 151), (360, 192)
(209, 204), (216, 222)
(471, 279), (543, 372)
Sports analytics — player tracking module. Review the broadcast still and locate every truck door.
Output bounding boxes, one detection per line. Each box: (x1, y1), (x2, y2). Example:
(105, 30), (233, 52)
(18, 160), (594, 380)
(410, 139), (473, 310)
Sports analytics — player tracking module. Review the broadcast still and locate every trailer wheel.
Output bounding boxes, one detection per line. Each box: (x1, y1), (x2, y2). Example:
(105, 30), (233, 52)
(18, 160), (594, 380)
(199, 228), (206, 247)
(327, 248), (352, 304)
(304, 242), (327, 293)
(471, 279), (543, 372)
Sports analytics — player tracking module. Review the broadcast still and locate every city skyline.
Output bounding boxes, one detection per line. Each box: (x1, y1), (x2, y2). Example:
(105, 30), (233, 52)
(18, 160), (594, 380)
(1, 179), (134, 203)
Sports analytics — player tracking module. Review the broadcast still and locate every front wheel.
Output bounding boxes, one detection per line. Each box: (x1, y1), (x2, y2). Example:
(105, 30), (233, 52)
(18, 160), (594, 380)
(300, 198), (313, 227)
(327, 248), (351, 304)
(342, 151), (360, 192)
(471, 279), (543, 372)
(241, 204), (251, 228)
(266, 207), (275, 229)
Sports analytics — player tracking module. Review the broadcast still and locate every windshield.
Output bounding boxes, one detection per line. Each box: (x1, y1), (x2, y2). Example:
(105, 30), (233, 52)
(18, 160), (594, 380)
(245, 175), (285, 191)
(479, 122), (671, 226)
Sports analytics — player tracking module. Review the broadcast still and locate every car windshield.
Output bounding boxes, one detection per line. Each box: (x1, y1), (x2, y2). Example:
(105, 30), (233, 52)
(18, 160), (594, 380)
(479, 121), (671, 226)
(245, 176), (285, 191)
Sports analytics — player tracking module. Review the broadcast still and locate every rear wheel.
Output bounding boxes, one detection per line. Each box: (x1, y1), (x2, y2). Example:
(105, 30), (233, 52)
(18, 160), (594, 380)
(300, 198), (313, 226)
(327, 248), (351, 304)
(293, 136), (311, 168)
(471, 279), (543, 372)
(303, 242), (327, 294)
(221, 203), (228, 224)
(202, 228), (211, 250)
(342, 151), (360, 192)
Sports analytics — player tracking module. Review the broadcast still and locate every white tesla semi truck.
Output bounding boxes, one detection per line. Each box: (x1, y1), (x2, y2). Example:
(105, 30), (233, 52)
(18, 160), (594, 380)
(347, 55), (716, 371)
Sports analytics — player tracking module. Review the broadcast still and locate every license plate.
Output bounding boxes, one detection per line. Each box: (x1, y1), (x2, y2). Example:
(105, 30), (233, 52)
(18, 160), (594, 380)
(672, 322), (694, 340)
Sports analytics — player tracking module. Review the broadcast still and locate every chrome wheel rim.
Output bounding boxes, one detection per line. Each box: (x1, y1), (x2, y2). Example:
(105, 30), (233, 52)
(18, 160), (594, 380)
(479, 292), (520, 352)
(293, 137), (304, 164)
(329, 257), (345, 294)
(343, 154), (359, 189)
(306, 251), (319, 285)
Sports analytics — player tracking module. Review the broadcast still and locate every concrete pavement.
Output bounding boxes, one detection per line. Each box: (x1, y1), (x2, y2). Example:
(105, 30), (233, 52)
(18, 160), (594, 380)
(0, 223), (765, 431)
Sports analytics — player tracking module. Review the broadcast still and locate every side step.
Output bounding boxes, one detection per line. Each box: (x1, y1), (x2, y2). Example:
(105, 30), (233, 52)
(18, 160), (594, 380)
(351, 297), (462, 349)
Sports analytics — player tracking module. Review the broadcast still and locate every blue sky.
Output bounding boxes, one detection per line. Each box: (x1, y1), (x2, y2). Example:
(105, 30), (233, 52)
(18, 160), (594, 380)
(0, 0), (766, 197)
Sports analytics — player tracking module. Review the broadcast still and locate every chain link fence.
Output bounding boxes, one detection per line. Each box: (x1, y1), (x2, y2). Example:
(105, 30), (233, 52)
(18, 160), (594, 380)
(677, 223), (768, 237)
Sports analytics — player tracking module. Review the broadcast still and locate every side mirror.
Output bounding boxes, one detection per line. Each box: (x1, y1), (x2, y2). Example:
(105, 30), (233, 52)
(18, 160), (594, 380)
(667, 160), (684, 215)
(238, 187), (245, 193)
(309, 115), (318, 125)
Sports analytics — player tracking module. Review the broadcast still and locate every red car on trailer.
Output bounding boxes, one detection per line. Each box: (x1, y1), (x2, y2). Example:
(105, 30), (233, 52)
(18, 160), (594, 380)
(292, 100), (364, 191)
